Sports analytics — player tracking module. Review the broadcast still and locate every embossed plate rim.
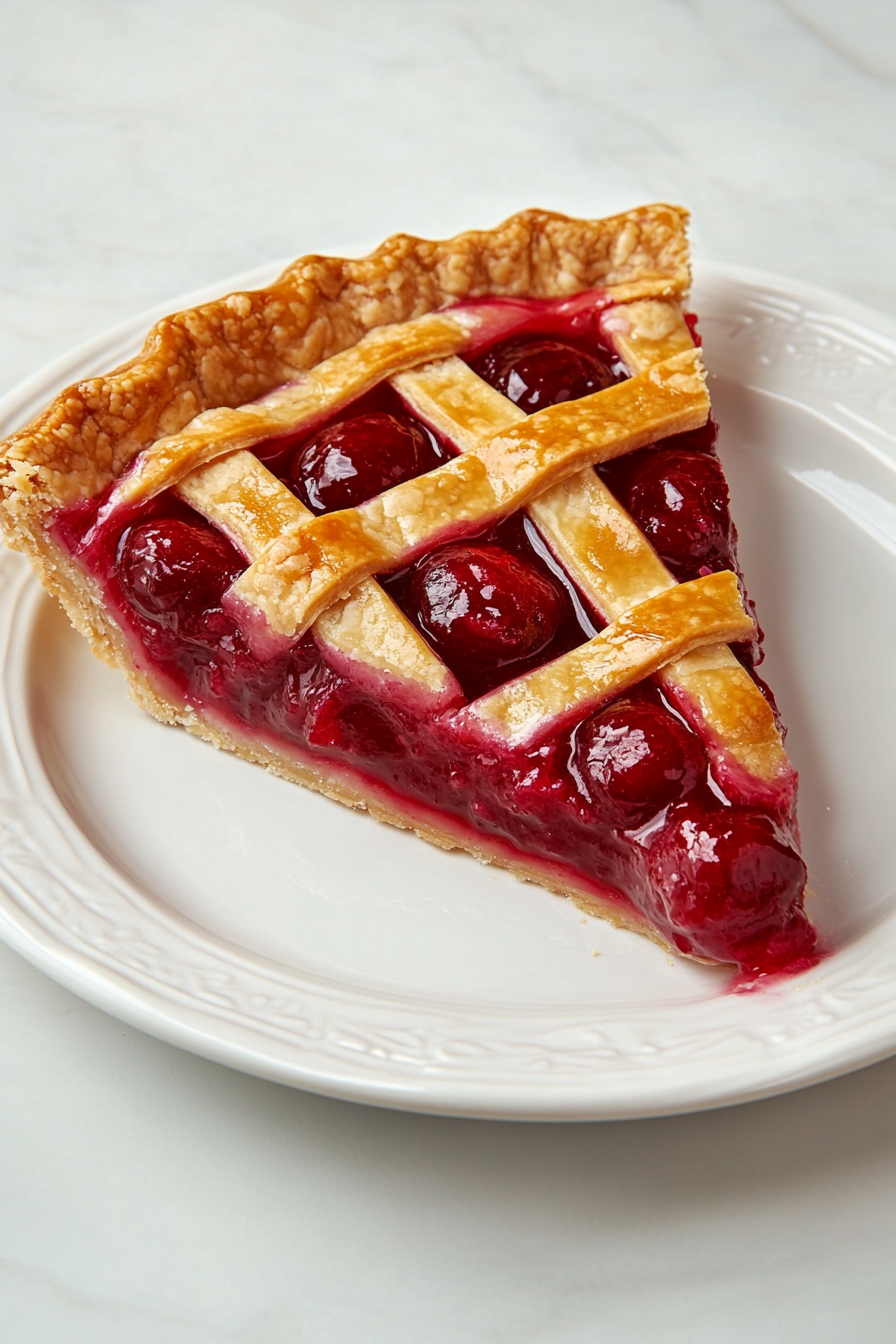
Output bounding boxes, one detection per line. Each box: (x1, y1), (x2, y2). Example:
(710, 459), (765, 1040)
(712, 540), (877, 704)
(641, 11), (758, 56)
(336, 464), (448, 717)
(1, 259), (895, 1120)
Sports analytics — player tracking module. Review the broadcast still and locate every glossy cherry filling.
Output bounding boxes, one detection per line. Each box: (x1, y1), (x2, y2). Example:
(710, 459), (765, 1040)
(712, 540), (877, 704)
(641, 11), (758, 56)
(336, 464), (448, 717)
(411, 543), (561, 663)
(599, 431), (736, 582)
(380, 512), (594, 701)
(469, 334), (623, 411)
(251, 381), (455, 511)
(573, 697), (704, 830)
(288, 409), (447, 513)
(51, 297), (816, 978)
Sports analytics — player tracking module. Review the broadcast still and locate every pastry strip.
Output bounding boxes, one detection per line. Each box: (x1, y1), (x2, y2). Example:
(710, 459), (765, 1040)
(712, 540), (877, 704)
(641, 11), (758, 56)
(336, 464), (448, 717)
(394, 314), (791, 790)
(600, 298), (696, 371)
(227, 348), (709, 638)
(107, 311), (479, 513)
(176, 451), (462, 704)
(458, 571), (754, 747)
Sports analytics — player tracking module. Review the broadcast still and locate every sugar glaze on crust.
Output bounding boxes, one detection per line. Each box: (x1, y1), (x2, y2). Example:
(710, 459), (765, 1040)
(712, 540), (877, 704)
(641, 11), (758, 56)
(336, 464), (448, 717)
(0, 204), (795, 953)
(0, 205), (690, 513)
(0, 202), (696, 737)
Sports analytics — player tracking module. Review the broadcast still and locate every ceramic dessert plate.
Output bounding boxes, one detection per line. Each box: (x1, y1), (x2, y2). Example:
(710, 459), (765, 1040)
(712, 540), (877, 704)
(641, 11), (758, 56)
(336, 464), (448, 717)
(0, 255), (895, 1119)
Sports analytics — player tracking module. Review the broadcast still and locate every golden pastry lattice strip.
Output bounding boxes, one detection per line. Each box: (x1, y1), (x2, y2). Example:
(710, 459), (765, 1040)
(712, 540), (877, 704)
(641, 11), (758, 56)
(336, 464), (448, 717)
(393, 312), (790, 790)
(176, 451), (462, 706)
(602, 301), (792, 791)
(393, 356), (677, 619)
(600, 298), (697, 372)
(107, 309), (480, 513)
(458, 571), (754, 747)
(99, 290), (693, 520)
(228, 347), (709, 639)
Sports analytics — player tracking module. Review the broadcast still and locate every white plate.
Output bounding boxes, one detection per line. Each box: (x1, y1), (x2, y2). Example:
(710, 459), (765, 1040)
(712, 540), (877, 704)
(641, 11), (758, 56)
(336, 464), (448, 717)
(1, 260), (896, 1121)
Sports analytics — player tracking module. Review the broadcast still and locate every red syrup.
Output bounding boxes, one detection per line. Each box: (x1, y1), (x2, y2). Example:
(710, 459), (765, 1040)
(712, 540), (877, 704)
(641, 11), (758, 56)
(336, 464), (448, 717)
(380, 512), (595, 702)
(250, 380), (457, 492)
(287, 409), (448, 513)
(50, 294), (817, 977)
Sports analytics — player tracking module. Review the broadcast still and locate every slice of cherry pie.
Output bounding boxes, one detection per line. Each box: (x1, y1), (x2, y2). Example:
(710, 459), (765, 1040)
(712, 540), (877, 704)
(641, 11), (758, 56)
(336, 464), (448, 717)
(0, 205), (817, 978)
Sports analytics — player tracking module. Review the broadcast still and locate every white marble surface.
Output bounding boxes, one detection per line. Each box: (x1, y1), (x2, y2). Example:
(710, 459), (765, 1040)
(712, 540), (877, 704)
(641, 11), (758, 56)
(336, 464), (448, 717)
(2, 0), (896, 1338)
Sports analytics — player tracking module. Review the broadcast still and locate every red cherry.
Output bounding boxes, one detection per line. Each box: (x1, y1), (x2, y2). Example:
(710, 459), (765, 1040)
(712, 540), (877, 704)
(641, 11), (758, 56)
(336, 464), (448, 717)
(288, 412), (444, 513)
(306, 692), (404, 760)
(623, 448), (735, 580)
(647, 801), (810, 965)
(116, 519), (244, 634)
(471, 337), (618, 413)
(409, 543), (562, 668)
(575, 699), (704, 827)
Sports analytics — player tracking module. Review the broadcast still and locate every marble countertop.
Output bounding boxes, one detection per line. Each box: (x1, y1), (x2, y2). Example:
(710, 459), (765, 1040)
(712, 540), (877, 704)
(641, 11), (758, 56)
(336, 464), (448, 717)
(2, 1), (896, 1339)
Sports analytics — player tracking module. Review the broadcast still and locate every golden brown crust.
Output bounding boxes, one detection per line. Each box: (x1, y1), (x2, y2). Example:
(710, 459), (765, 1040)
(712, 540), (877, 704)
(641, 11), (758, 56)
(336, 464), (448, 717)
(231, 348), (709, 639)
(0, 202), (753, 954)
(462, 571), (755, 748)
(134, 681), (665, 949)
(0, 204), (689, 518)
(111, 310), (479, 512)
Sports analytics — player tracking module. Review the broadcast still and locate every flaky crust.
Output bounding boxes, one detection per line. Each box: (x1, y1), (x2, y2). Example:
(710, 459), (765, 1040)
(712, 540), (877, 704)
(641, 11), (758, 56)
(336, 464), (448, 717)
(0, 204), (697, 950)
(0, 205), (689, 516)
(0, 202), (693, 687)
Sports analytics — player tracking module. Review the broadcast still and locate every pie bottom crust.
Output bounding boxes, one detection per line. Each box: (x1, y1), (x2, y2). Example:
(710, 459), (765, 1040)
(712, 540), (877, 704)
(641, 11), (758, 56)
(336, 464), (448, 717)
(22, 509), (670, 949)
(173, 704), (668, 950)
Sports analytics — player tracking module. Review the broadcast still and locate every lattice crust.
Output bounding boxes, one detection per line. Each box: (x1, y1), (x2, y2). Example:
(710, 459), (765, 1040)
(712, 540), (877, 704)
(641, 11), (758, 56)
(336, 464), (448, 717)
(176, 452), (462, 708)
(178, 444), (752, 749)
(458, 571), (754, 748)
(394, 319), (791, 796)
(112, 294), (693, 517)
(112, 311), (479, 513)
(393, 356), (677, 615)
(227, 348), (708, 640)
(0, 205), (689, 513)
(170, 295), (791, 802)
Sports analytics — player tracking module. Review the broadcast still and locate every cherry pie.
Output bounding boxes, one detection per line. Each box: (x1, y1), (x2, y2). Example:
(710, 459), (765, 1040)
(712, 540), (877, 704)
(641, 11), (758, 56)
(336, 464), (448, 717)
(0, 206), (817, 978)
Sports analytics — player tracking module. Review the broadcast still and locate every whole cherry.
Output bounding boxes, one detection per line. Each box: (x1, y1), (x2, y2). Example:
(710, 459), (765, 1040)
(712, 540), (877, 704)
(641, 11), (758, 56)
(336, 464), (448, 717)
(623, 448), (735, 581)
(409, 543), (562, 668)
(647, 800), (810, 966)
(306, 690), (404, 760)
(471, 336), (619, 413)
(288, 412), (444, 513)
(575, 698), (704, 828)
(116, 518), (245, 634)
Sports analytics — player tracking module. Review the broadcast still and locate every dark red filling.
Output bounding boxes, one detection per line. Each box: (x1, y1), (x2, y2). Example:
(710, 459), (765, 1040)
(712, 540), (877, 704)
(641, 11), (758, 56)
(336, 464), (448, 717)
(287, 410), (447, 513)
(622, 448), (735, 581)
(647, 802), (811, 971)
(245, 381), (455, 496)
(117, 519), (245, 636)
(52, 296), (816, 979)
(409, 543), (562, 669)
(469, 335), (622, 412)
(597, 421), (726, 574)
(574, 698), (704, 830)
(380, 512), (592, 701)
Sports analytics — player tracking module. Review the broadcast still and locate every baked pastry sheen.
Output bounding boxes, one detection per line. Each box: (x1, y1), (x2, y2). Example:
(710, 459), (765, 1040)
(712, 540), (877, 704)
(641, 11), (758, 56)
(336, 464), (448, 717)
(0, 205), (817, 977)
